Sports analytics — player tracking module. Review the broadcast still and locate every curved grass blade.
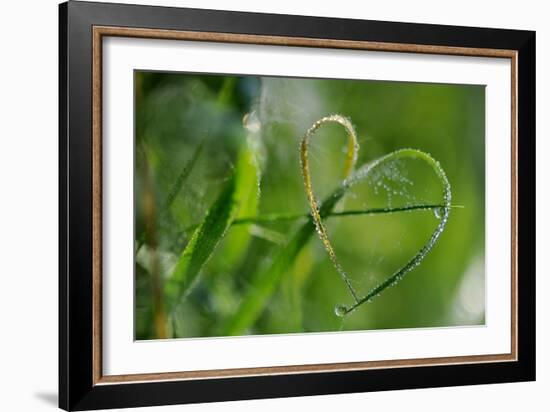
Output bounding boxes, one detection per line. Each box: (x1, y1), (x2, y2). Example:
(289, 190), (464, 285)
(334, 148), (451, 316)
(300, 114), (360, 301)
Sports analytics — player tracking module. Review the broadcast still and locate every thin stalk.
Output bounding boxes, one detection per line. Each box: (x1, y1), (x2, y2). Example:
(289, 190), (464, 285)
(139, 150), (167, 339)
(233, 204), (462, 225)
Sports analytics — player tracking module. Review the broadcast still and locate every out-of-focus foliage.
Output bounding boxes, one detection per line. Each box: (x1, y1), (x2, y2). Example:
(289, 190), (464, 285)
(135, 71), (485, 340)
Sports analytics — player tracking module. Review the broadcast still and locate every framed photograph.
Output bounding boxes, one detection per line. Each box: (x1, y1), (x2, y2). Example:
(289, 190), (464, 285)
(59, 1), (535, 410)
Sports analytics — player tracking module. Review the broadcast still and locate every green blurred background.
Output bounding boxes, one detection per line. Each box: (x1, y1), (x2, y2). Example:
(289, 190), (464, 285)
(135, 71), (485, 340)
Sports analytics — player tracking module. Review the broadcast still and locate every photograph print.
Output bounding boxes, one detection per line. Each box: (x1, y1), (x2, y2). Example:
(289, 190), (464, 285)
(134, 71), (485, 340)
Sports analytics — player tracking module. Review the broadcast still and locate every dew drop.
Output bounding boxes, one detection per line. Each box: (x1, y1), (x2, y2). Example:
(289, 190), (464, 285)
(433, 207), (443, 219)
(334, 304), (348, 317)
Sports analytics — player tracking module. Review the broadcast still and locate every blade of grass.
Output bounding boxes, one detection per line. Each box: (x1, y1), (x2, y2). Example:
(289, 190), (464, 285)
(213, 148), (260, 269)
(165, 141), (205, 208)
(135, 141), (204, 254)
(300, 115), (360, 301)
(164, 147), (257, 311)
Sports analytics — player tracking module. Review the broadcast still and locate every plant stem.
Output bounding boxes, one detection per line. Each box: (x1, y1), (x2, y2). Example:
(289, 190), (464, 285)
(233, 204), (462, 225)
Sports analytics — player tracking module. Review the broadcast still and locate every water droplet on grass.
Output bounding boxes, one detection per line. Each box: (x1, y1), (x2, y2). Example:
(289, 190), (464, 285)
(334, 304), (348, 317)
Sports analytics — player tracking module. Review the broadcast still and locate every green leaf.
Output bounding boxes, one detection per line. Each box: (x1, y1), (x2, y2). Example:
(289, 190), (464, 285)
(213, 149), (259, 268)
(164, 147), (257, 310)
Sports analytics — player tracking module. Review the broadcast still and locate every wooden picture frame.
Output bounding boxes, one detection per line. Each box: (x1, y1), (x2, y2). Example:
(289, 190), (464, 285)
(59, 1), (535, 410)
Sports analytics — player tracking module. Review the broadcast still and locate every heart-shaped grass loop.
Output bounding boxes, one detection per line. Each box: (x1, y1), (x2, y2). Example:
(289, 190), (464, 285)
(299, 114), (452, 316)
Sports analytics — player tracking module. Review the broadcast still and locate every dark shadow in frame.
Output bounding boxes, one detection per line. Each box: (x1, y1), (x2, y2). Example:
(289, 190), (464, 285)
(59, 1), (535, 410)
